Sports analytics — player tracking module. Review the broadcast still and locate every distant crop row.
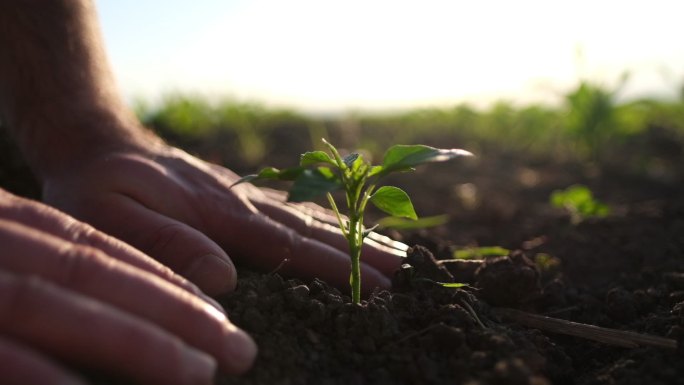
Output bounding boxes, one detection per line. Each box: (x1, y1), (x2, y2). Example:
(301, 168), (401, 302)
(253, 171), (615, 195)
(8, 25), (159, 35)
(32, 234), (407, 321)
(136, 80), (684, 174)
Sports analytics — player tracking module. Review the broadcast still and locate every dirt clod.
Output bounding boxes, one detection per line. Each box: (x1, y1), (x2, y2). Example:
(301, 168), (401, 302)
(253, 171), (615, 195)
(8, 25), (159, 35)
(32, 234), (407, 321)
(474, 251), (541, 307)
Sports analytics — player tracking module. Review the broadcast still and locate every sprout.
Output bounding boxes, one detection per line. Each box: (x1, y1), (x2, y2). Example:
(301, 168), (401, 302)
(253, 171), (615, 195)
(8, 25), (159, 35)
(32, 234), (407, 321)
(233, 139), (472, 303)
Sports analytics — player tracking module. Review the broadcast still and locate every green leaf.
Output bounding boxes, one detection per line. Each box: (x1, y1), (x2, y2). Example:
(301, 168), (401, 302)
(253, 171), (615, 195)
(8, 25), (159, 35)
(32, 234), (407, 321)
(440, 282), (468, 288)
(376, 214), (449, 230)
(258, 167), (305, 180)
(378, 145), (473, 175)
(368, 165), (383, 176)
(550, 185), (592, 208)
(369, 186), (417, 220)
(230, 166), (304, 188)
(288, 167), (342, 202)
(550, 185), (610, 219)
(453, 246), (510, 260)
(300, 151), (336, 167)
(321, 138), (345, 168)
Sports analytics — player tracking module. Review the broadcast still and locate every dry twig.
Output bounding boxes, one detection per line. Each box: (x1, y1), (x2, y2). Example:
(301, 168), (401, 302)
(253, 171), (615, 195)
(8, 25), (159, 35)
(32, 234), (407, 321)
(493, 307), (678, 350)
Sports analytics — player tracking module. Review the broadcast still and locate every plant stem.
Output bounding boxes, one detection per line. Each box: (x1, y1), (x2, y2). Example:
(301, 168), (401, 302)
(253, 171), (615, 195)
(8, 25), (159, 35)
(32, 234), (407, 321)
(326, 192), (348, 238)
(327, 190), (361, 303)
(348, 212), (362, 304)
(344, 180), (363, 304)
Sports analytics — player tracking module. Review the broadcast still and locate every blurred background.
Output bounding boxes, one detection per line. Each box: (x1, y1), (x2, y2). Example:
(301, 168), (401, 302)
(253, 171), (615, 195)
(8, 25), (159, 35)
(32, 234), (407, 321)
(94, 0), (684, 178)
(4, 0), (682, 245)
(99, 0), (683, 114)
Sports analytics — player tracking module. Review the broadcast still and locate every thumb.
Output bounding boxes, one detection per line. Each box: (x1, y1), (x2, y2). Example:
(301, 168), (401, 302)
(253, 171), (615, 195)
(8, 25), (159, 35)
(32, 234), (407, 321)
(93, 194), (237, 296)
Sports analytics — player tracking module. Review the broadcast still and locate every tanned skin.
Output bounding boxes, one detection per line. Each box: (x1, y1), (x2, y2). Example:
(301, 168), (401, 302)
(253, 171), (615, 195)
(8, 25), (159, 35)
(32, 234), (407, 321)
(0, 1), (406, 383)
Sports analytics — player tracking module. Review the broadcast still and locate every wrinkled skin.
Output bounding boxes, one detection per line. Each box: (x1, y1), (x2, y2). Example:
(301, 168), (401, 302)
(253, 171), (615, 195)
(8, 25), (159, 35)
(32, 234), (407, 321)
(0, 189), (256, 385)
(43, 146), (406, 296)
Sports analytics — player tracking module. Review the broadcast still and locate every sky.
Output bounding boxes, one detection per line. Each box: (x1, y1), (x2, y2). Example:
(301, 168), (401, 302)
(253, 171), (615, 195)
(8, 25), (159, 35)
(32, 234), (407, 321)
(97, 0), (684, 114)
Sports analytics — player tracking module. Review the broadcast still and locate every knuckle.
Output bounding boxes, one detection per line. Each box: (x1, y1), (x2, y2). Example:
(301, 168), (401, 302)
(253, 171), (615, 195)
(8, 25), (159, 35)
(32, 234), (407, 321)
(62, 218), (97, 244)
(54, 244), (105, 287)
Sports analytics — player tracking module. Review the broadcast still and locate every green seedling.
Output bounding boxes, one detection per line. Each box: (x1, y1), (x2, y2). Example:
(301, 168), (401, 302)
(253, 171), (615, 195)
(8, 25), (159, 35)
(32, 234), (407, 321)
(453, 246), (510, 260)
(233, 138), (472, 303)
(550, 184), (610, 224)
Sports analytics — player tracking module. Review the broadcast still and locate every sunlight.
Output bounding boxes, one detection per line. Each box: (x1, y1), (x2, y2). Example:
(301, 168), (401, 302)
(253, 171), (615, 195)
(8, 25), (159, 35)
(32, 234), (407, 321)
(99, 0), (684, 113)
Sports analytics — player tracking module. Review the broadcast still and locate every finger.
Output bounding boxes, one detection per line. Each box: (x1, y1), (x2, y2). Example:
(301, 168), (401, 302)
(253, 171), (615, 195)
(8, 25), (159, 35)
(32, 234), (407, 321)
(216, 211), (391, 295)
(249, 197), (404, 277)
(0, 272), (216, 385)
(91, 194), (238, 296)
(0, 192), (218, 307)
(0, 219), (257, 374)
(0, 336), (86, 385)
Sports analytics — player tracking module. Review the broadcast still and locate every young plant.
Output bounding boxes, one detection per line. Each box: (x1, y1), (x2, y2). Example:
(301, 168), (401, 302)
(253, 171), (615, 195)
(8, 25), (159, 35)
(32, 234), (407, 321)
(550, 184), (610, 224)
(452, 246), (510, 260)
(233, 139), (472, 303)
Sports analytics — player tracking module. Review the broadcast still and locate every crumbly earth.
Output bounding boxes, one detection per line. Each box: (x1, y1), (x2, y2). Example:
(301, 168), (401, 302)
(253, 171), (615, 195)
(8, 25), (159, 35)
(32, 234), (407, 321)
(219, 249), (573, 385)
(1, 125), (683, 384)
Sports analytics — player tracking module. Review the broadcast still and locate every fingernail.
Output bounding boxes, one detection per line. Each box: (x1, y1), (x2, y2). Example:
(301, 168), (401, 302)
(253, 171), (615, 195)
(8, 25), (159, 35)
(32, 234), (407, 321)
(222, 328), (258, 374)
(185, 254), (237, 295)
(182, 346), (217, 385)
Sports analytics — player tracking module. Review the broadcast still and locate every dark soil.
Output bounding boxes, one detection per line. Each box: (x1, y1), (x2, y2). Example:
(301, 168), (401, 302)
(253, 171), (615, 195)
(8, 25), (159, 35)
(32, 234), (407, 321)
(2, 124), (684, 384)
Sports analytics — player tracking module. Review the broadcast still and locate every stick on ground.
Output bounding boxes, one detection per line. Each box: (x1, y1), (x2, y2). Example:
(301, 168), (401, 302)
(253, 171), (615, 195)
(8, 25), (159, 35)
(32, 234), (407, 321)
(493, 307), (678, 350)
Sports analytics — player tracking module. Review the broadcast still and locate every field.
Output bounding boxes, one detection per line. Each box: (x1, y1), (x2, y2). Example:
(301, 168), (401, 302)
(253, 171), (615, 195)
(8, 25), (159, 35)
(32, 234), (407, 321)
(1, 79), (684, 384)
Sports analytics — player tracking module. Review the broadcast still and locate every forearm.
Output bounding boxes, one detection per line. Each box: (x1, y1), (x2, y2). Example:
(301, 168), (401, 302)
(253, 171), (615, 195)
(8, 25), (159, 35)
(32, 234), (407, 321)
(0, 0), (159, 180)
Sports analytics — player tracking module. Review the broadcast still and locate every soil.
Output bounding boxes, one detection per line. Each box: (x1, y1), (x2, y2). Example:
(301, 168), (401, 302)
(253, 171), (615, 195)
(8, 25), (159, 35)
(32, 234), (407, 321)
(1, 125), (684, 384)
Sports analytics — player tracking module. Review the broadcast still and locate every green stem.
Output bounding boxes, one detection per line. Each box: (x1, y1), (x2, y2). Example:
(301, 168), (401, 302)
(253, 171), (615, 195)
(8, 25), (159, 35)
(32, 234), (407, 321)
(348, 212), (362, 304)
(348, 184), (376, 304)
(326, 192), (348, 238)
(344, 181), (363, 304)
(358, 183), (376, 214)
(323, 139), (346, 170)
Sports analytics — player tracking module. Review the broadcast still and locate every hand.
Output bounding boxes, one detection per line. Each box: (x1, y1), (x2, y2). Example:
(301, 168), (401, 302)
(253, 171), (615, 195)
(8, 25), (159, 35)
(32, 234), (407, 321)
(0, 189), (256, 385)
(42, 145), (407, 296)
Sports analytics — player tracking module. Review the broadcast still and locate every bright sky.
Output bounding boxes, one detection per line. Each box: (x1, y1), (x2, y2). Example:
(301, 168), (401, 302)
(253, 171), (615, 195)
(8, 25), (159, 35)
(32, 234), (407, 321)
(97, 0), (684, 114)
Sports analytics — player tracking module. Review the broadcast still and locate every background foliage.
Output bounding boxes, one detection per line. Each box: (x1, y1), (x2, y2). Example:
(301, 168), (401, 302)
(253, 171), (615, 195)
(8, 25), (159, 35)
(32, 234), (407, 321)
(136, 79), (684, 183)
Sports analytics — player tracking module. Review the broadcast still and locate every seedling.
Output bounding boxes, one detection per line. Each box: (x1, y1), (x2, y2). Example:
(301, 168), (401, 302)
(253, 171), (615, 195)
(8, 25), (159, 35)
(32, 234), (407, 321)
(550, 184), (609, 224)
(453, 246), (510, 260)
(233, 138), (472, 303)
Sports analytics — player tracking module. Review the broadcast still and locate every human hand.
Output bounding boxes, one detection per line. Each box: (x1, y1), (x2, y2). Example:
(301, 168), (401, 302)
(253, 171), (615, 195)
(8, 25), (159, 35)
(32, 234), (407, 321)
(0, 189), (256, 385)
(42, 145), (407, 296)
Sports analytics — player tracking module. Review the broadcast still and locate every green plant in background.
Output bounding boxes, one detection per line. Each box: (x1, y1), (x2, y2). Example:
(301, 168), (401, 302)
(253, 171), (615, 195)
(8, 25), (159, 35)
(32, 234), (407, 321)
(453, 246), (510, 260)
(375, 214), (450, 230)
(550, 184), (610, 224)
(564, 74), (628, 161)
(233, 139), (472, 304)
